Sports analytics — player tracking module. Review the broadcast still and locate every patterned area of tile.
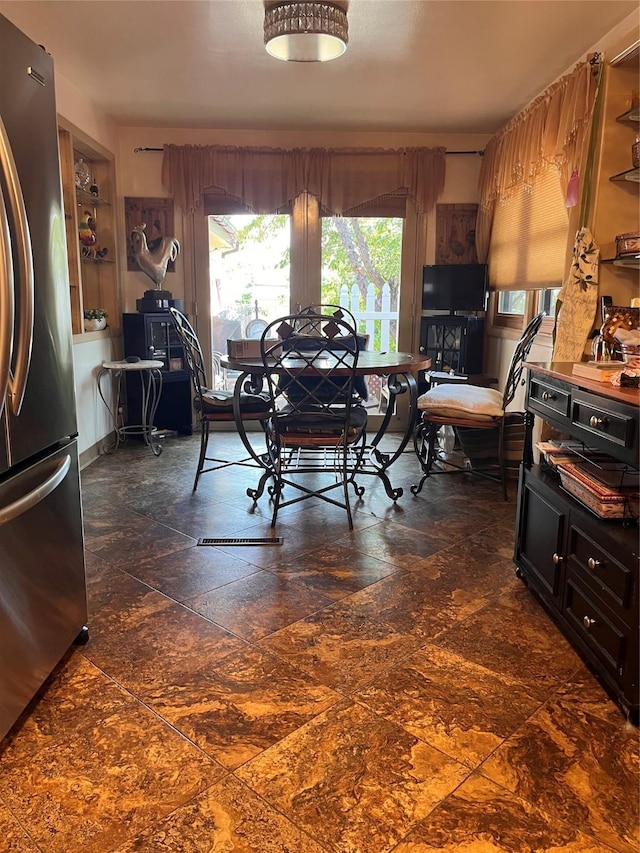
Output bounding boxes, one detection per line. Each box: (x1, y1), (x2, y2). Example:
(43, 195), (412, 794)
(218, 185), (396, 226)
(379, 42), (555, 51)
(480, 699), (640, 852)
(435, 597), (583, 700)
(144, 645), (341, 768)
(0, 800), (39, 852)
(269, 541), (400, 599)
(124, 544), (260, 602)
(83, 597), (248, 693)
(186, 570), (335, 641)
(355, 643), (542, 768)
(236, 699), (470, 853)
(260, 601), (424, 692)
(111, 774), (328, 853)
(393, 773), (620, 852)
(0, 656), (223, 853)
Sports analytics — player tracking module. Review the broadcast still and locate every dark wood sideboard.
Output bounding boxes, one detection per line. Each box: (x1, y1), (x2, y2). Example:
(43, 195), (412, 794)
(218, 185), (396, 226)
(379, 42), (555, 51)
(514, 362), (639, 719)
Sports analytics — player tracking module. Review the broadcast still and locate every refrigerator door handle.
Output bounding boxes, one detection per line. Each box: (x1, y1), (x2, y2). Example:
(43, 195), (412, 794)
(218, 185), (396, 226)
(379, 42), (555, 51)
(0, 113), (34, 417)
(0, 177), (14, 421)
(0, 453), (70, 527)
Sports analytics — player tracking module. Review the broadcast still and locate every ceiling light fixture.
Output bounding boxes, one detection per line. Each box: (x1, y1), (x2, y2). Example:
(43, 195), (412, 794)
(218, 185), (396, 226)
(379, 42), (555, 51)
(264, 1), (348, 62)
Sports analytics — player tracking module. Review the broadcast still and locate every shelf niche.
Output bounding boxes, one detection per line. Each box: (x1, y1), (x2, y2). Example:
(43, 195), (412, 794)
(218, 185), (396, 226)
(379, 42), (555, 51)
(58, 122), (121, 336)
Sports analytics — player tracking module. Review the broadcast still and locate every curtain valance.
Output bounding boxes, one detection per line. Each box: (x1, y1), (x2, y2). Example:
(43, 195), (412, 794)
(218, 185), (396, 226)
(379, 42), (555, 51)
(161, 144), (446, 216)
(476, 58), (600, 261)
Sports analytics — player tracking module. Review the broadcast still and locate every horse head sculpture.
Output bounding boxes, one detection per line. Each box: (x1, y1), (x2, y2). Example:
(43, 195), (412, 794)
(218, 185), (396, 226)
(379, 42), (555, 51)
(130, 223), (180, 290)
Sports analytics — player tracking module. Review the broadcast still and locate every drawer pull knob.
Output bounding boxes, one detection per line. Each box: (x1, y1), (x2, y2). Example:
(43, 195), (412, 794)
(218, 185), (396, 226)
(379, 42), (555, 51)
(552, 553), (563, 565)
(541, 391), (556, 402)
(582, 615), (596, 629)
(587, 557), (603, 571)
(589, 415), (606, 429)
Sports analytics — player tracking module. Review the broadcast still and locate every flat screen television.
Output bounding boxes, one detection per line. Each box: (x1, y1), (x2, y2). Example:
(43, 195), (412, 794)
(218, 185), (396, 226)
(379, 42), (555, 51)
(422, 264), (488, 313)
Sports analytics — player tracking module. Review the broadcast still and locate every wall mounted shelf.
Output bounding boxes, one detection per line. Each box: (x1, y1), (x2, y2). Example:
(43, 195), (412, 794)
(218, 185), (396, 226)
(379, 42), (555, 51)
(602, 255), (640, 269)
(610, 166), (640, 182)
(616, 105), (640, 123)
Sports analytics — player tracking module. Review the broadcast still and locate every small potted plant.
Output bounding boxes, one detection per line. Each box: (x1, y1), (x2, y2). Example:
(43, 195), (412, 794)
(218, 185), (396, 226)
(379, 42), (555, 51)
(83, 308), (108, 332)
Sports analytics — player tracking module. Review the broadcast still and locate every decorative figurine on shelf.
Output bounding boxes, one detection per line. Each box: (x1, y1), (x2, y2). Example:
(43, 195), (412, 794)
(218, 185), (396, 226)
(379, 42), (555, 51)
(130, 223), (180, 290)
(90, 178), (99, 197)
(74, 158), (91, 191)
(78, 210), (96, 247)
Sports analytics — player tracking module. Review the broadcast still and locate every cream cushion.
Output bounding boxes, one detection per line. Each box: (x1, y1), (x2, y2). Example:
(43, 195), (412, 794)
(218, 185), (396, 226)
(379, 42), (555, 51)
(417, 383), (504, 420)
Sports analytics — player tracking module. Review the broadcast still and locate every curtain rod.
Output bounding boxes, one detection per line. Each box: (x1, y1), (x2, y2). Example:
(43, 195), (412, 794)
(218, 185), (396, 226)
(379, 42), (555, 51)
(133, 146), (484, 155)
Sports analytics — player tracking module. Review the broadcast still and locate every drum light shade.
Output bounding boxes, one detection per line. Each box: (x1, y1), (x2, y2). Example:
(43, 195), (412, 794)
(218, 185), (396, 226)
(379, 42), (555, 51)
(264, 1), (348, 62)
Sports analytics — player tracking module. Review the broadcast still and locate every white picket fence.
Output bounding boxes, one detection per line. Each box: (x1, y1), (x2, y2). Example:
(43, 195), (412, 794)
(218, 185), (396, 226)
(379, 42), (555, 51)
(338, 282), (398, 352)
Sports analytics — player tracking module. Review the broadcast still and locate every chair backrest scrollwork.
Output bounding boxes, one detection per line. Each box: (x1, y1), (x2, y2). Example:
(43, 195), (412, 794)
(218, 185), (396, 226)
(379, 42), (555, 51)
(260, 310), (362, 428)
(502, 312), (545, 409)
(169, 307), (207, 406)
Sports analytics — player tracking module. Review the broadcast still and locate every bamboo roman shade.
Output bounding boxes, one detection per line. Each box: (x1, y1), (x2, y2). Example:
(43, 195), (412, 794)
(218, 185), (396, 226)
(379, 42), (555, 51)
(162, 145), (446, 216)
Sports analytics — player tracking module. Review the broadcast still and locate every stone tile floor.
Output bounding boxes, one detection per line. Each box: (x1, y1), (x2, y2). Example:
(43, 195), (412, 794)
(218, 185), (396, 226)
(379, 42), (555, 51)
(0, 433), (637, 852)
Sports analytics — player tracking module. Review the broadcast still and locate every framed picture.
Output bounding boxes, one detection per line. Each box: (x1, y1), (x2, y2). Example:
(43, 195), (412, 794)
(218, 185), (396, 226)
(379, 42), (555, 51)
(435, 203), (478, 265)
(124, 197), (176, 273)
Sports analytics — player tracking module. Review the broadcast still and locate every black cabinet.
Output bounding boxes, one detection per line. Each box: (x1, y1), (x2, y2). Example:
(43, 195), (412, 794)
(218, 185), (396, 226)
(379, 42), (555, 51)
(419, 315), (484, 374)
(122, 313), (193, 435)
(515, 364), (639, 718)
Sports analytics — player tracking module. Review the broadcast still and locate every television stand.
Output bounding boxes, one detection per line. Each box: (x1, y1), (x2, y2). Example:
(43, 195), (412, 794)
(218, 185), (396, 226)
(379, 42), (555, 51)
(418, 314), (484, 385)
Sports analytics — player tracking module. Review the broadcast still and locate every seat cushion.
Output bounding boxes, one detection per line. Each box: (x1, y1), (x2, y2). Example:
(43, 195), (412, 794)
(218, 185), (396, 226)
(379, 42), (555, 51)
(417, 383), (504, 419)
(275, 403), (368, 436)
(198, 388), (270, 415)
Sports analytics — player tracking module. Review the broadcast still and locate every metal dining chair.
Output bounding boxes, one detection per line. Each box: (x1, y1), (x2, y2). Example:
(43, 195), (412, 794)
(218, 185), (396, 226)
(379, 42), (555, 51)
(259, 309), (368, 528)
(169, 308), (271, 492)
(411, 312), (545, 500)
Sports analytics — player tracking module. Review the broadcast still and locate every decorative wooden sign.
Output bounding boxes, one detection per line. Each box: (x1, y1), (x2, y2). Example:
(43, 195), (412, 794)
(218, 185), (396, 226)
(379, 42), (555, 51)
(124, 197), (176, 273)
(435, 203), (478, 265)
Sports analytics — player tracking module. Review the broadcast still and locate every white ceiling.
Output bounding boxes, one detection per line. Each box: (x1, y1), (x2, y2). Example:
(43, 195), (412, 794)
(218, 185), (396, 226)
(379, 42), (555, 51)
(0, 0), (637, 133)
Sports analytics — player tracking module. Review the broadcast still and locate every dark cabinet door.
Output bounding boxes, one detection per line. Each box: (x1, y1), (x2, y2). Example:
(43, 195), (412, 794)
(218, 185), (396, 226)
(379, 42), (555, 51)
(516, 476), (566, 606)
(419, 316), (484, 374)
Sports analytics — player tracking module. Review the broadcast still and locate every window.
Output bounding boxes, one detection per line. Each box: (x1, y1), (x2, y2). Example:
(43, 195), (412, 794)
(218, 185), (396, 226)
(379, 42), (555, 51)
(497, 291), (526, 315)
(539, 287), (561, 317)
(320, 215), (402, 352)
(320, 214), (403, 409)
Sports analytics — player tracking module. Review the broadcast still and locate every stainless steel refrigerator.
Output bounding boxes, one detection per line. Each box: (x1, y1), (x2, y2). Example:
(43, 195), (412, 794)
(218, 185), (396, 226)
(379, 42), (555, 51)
(0, 14), (88, 741)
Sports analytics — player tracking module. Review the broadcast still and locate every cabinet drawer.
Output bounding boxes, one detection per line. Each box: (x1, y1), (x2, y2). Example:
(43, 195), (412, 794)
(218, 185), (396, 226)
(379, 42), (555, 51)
(571, 392), (636, 453)
(528, 377), (571, 420)
(564, 572), (627, 681)
(567, 523), (634, 615)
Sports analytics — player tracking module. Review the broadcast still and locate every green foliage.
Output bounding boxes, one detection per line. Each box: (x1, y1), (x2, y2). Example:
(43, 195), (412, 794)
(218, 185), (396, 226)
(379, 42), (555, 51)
(232, 213), (402, 308)
(321, 217), (401, 309)
(83, 308), (108, 320)
(224, 212), (402, 350)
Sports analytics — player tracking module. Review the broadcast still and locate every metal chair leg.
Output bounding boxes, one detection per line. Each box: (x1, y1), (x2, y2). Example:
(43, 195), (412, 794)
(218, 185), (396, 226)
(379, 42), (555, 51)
(498, 419), (508, 501)
(411, 418), (438, 495)
(193, 420), (209, 492)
